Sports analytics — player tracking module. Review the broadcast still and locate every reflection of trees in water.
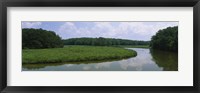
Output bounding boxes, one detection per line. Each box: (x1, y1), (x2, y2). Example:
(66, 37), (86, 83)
(150, 49), (178, 71)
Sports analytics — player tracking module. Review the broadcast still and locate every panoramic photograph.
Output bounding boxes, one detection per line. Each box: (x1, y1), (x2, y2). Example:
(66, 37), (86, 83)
(22, 21), (178, 71)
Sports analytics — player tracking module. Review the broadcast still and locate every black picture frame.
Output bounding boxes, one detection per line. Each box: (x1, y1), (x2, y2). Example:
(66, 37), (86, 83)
(0, 0), (199, 93)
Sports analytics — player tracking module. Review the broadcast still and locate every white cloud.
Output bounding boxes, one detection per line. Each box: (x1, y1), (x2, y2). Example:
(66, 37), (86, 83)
(58, 22), (93, 38)
(22, 22), (42, 28)
(57, 22), (178, 40)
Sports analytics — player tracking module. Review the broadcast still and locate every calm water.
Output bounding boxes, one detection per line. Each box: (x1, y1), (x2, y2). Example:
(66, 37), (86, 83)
(22, 48), (178, 71)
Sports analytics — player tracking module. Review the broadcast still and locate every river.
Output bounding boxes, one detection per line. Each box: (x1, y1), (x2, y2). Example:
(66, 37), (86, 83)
(22, 48), (178, 71)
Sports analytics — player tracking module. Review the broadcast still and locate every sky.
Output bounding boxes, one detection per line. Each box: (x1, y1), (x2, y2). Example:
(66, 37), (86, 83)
(22, 21), (178, 41)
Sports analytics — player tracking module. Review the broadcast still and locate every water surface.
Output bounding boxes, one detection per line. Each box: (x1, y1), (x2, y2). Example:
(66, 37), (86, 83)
(22, 48), (178, 71)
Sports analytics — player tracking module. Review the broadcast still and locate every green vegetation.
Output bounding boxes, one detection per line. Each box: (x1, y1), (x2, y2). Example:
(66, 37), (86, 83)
(22, 28), (64, 49)
(63, 37), (150, 46)
(22, 25), (178, 66)
(23, 46), (137, 64)
(150, 26), (178, 52)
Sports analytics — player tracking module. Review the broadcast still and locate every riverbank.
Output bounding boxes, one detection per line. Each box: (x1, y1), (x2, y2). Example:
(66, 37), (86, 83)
(116, 45), (150, 48)
(22, 46), (137, 64)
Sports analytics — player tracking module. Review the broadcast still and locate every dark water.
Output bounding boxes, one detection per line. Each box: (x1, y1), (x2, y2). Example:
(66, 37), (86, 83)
(22, 48), (178, 71)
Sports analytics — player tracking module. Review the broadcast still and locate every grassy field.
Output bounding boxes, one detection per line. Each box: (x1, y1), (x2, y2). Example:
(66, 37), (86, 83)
(22, 46), (137, 64)
(116, 45), (150, 48)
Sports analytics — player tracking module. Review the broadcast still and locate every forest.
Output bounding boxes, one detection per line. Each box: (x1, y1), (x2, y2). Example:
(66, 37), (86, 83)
(22, 26), (178, 52)
(150, 26), (178, 52)
(63, 37), (150, 46)
(22, 28), (64, 49)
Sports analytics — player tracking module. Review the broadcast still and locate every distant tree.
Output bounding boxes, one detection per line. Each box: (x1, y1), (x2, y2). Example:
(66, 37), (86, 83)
(63, 37), (150, 46)
(150, 26), (178, 52)
(22, 28), (64, 49)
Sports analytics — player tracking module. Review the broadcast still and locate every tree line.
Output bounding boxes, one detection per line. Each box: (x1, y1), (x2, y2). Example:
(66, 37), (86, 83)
(22, 28), (64, 49)
(63, 37), (150, 46)
(150, 26), (178, 52)
(22, 26), (178, 52)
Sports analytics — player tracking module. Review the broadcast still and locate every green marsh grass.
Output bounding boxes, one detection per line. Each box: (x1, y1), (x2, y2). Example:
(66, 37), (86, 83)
(22, 46), (137, 64)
